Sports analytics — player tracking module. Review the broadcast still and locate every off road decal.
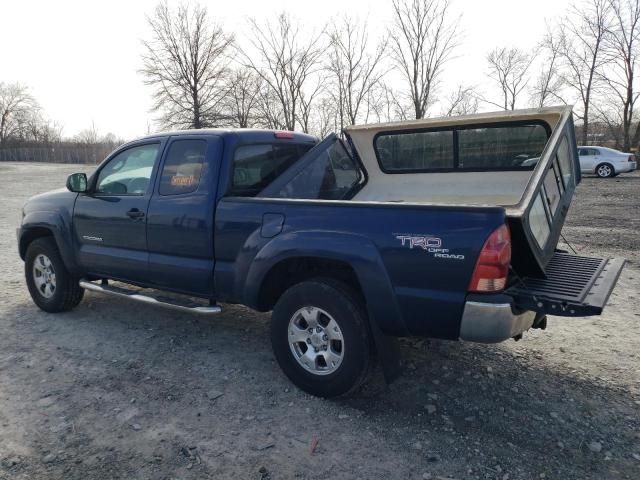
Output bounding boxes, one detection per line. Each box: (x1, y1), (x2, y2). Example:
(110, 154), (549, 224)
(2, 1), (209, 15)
(82, 235), (103, 242)
(394, 234), (464, 260)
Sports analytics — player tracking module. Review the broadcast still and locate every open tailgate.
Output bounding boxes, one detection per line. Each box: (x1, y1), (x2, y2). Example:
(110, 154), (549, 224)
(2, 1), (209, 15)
(507, 252), (625, 316)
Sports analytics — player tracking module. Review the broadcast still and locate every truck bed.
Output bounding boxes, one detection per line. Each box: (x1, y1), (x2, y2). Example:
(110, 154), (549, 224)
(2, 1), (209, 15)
(352, 170), (530, 205)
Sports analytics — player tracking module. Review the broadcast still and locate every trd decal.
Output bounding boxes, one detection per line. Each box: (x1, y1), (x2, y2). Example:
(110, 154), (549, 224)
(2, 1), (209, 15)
(395, 235), (441, 250)
(394, 234), (464, 260)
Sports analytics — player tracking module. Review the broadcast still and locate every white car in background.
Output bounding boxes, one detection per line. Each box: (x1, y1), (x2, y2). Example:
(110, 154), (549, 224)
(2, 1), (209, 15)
(578, 146), (637, 178)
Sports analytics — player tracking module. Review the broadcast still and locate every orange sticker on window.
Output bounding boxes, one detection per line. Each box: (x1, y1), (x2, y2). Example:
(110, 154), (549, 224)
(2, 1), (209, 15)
(170, 175), (196, 187)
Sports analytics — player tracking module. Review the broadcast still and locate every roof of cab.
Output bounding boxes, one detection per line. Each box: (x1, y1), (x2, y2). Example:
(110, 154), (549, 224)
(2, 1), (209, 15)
(133, 128), (318, 144)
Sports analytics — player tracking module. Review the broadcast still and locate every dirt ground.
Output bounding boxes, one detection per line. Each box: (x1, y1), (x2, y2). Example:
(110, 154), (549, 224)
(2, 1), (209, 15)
(0, 161), (638, 480)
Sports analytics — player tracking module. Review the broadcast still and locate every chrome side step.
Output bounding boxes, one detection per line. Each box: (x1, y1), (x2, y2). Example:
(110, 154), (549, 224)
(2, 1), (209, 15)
(79, 279), (222, 315)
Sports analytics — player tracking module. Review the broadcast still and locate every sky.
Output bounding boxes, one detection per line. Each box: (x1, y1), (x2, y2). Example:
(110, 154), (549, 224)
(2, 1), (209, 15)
(1, 0), (570, 140)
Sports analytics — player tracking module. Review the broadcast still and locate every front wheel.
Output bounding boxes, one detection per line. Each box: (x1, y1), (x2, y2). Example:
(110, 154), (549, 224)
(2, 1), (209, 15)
(596, 163), (615, 178)
(25, 237), (84, 313)
(270, 279), (371, 397)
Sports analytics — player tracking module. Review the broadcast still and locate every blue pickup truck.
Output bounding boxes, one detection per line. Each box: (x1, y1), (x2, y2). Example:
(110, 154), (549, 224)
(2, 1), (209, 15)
(17, 106), (625, 397)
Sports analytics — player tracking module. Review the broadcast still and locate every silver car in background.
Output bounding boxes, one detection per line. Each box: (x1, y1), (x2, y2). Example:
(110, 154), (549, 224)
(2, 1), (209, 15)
(578, 146), (637, 178)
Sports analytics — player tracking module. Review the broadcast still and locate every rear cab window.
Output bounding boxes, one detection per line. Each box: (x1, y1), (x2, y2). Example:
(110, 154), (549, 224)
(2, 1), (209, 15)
(262, 137), (363, 200)
(229, 143), (314, 197)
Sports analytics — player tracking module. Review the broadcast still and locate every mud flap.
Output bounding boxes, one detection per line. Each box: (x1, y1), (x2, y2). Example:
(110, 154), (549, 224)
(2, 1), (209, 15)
(506, 253), (625, 317)
(368, 316), (402, 383)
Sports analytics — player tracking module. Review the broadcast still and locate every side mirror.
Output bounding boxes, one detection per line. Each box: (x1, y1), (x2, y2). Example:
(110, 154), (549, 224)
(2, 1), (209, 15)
(66, 173), (88, 193)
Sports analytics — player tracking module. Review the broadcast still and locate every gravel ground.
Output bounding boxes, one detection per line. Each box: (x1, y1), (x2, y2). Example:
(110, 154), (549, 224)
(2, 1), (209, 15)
(0, 161), (639, 480)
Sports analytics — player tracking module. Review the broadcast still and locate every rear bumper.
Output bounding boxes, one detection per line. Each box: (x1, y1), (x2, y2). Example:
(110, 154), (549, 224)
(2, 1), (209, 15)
(618, 161), (636, 172)
(459, 300), (536, 343)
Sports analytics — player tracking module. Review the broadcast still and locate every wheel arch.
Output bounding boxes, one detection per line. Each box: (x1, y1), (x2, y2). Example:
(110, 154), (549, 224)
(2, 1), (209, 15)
(19, 212), (78, 272)
(256, 256), (364, 312)
(19, 226), (55, 259)
(243, 231), (409, 337)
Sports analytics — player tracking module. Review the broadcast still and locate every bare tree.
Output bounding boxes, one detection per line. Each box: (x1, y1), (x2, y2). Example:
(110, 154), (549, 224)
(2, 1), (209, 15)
(441, 85), (479, 116)
(225, 67), (261, 128)
(298, 80), (324, 134)
(368, 82), (412, 123)
(314, 97), (339, 138)
(327, 16), (388, 130)
(0, 82), (38, 145)
(75, 121), (100, 144)
(255, 88), (287, 130)
(484, 47), (536, 110)
(531, 25), (566, 107)
(35, 120), (64, 143)
(601, 0), (640, 151)
(244, 13), (324, 132)
(594, 103), (625, 147)
(561, 0), (611, 145)
(140, 1), (234, 130)
(389, 0), (460, 119)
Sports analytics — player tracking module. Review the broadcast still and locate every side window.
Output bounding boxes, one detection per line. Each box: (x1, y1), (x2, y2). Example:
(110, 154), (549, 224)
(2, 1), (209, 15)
(96, 143), (160, 195)
(268, 140), (362, 200)
(458, 124), (548, 169)
(556, 137), (573, 188)
(376, 130), (454, 171)
(543, 166), (561, 216)
(159, 139), (206, 196)
(229, 143), (313, 197)
(374, 122), (549, 172)
(529, 192), (551, 249)
(529, 134), (574, 250)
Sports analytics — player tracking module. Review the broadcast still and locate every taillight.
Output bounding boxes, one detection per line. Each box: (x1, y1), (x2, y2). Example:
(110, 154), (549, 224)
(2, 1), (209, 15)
(468, 224), (511, 293)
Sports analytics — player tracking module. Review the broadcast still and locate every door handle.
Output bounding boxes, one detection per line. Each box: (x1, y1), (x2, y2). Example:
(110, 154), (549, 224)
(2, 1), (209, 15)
(126, 208), (145, 219)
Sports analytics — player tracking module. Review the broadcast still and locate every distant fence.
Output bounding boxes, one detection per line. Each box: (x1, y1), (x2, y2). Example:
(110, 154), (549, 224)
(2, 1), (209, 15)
(0, 142), (118, 164)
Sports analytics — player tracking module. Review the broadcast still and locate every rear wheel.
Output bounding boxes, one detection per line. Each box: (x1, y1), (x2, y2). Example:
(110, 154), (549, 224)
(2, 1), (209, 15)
(270, 279), (371, 397)
(25, 238), (84, 313)
(596, 163), (614, 178)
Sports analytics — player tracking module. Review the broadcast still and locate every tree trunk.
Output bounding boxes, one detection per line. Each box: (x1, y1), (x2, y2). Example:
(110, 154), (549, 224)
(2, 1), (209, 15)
(582, 103), (589, 145)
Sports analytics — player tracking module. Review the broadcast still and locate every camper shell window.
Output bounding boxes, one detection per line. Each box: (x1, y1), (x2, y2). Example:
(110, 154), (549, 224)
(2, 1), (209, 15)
(374, 121), (551, 173)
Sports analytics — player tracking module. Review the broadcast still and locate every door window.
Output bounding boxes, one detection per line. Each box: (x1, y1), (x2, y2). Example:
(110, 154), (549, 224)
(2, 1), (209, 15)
(96, 143), (160, 195)
(159, 139), (207, 195)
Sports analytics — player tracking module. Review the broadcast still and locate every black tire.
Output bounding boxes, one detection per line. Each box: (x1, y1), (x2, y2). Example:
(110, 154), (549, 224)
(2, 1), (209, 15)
(596, 162), (615, 178)
(25, 237), (84, 313)
(270, 278), (371, 398)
